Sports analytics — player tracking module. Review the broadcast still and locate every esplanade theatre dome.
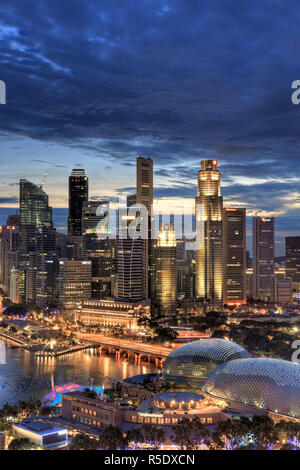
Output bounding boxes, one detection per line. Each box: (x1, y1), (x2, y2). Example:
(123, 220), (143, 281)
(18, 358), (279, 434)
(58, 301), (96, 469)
(163, 338), (251, 386)
(203, 358), (300, 420)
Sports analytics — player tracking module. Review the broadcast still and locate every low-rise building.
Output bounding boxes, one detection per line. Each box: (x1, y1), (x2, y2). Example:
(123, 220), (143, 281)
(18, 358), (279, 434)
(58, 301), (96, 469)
(74, 299), (150, 330)
(12, 420), (68, 450)
(62, 391), (123, 428)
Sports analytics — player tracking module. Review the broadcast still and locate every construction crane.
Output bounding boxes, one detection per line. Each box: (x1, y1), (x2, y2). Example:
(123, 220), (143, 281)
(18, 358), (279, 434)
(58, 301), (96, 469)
(40, 172), (48, 190)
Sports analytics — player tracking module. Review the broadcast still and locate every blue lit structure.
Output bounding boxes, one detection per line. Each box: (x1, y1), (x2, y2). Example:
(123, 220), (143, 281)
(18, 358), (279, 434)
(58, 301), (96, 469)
(42, 382), (103, 407)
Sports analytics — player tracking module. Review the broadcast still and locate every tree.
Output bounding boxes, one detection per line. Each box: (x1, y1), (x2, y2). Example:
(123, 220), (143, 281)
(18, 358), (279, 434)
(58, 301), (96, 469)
(68, 433), (98, 450)
(172, 418), (209, 450)
(251, 415), (279, 450)
(40, 406), (56, 416)
(127, 428), (144, 450)
(153, 326), (178, 343)
(212, 417), (252, 450)
(194, 311), (229, 337)
(8, 437), (39, 450)
(83, 388), (98, 400)
(276, 420), (300, 449)
(172, 418), (195, 449)
(98, 425), (127, 450)
(141, 424), (165, 450)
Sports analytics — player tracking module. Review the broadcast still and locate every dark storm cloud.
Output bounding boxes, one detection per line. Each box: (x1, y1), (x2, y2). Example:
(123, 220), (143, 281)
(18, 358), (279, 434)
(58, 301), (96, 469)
(0, 0), (300, 216)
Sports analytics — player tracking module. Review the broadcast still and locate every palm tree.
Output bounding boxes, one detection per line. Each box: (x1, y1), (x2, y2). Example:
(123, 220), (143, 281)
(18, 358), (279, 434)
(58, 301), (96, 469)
(141, 424), (165, 450)
(172, 418), (194, 449)
(98, 425), (127, 450)
(68, 433), (98, 450)
(172, 417), (209, 450)
(127, 428), (144, 449)
(251, 415), (278, 450)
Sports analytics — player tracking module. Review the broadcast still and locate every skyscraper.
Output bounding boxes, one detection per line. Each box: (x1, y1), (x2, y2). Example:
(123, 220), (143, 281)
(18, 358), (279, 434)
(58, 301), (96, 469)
(117, 209), (147, 302)
(253, 216), (274, 301)
(58, 259), (92, 311)
(136, 157), (153, 213)
(0, 214), (20, 297)
(82, 200), (113, 298)
(195, 160), (223, 308)
(136, 156), (153, 300)
(155, 223), (177, 315)
(35, 227), (58, 307)
(285, 236), (300, 302)
(19, 179), (52, 299)
(68, 169), (88, 236)
(223, 208), (246, 305)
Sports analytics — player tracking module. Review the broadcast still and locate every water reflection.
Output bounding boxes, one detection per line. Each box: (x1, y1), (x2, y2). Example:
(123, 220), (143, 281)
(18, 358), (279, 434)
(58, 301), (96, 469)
(0, 342), (158, 406)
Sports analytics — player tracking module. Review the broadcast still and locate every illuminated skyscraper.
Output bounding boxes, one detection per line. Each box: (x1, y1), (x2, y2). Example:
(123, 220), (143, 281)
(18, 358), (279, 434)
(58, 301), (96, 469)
(223, 208), (246, 305)
(19, 179), (52, 299)
(136, 157), (153, 213)
(285, 236), (300, 302)
(136, 156), (154, 299)
(155, 223), (177, 315)
(68, 169), (88, 236)
(58, 259), (92, 311)
(253, 216), (274, 301)
(117, 208), (147, 302)
(82, 200), (113, 298)
(195, 160), (223, 308)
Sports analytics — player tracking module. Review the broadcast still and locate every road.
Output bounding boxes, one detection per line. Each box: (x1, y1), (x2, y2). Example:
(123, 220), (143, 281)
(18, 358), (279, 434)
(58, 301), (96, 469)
(74, 332), (173, 358)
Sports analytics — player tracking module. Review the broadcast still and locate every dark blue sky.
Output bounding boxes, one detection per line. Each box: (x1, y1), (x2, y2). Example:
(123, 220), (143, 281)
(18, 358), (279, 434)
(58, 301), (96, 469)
(0, 1), (300, 253)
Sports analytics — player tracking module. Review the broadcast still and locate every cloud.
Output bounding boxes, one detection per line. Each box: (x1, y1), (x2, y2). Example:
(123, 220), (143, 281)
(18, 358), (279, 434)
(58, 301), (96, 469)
(0, 0), (299, 229)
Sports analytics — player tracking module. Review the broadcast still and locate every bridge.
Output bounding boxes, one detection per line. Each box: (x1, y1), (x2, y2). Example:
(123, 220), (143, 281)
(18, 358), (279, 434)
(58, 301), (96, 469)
(74, 333), (173, 367)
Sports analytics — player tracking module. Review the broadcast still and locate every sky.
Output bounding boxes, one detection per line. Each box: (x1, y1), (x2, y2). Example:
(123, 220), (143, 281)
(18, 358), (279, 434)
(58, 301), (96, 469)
(0, 0), (300, 254)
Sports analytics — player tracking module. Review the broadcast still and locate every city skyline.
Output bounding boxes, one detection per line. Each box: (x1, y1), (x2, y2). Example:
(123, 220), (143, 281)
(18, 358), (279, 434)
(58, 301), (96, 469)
(0, 162), (291, 257)
(1, 2), (300, 452)
(1, 2), (300, 250)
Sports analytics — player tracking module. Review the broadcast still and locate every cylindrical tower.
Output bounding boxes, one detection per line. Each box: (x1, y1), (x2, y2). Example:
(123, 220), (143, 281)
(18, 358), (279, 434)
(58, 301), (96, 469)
(195, 160), (223, 308)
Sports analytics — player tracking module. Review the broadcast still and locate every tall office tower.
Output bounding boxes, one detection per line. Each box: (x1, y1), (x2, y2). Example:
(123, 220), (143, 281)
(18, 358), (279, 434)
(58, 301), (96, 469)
(176, 239), (195, 300)
(82, 200), (112, 298)
(58, 259), (92, 311)
(68, 169), (88, 236)
(127, 194), (136, 207)
(252, 216), (275, 301)
(195, 160), (223, 308)
(66, 235), (83, 259)
(117, 209), (147, 302)
(0, 215), (20, 296)
(25, 227), (58, 306)
(19, 179), (52, 299)
(136, 157), (153, 299)
(155, 223), (177, 315)
(223, 208), (246, 305)
(35, 227), (58, 307)
(285, 236), (300, 302)
(9, 267), (20, 304)
(136, 157), (153, 212)
(246, 250), (252, 269)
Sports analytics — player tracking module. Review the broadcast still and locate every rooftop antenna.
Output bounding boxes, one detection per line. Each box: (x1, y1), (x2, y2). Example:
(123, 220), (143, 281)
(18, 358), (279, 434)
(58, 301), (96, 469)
(40, 172), (48, 189)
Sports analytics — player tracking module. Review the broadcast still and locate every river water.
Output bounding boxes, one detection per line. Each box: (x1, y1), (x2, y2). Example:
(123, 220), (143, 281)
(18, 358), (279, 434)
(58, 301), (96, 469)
(0, 341), (158, 407)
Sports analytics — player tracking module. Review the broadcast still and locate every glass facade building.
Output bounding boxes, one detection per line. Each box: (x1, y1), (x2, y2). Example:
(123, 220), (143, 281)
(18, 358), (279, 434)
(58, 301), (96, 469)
(163, 338), (251, 386)
(68, 169), (88, 236)
(195, 160), (223, 308)
(155, 223), (177, 315)
(19, 179), (53, 299)
(203, 358), (300, 419)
